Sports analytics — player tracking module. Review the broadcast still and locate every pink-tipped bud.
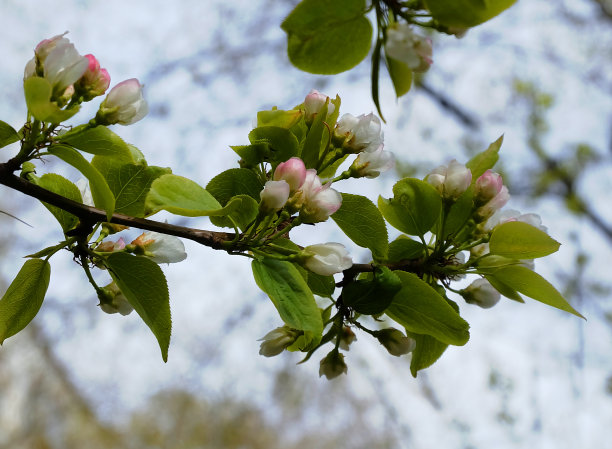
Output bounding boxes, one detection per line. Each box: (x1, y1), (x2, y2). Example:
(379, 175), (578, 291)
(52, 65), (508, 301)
(303, 89), (335, 122)
(475, 170), (504, 205)
(298, 170), (342, 223)
(76, 54), (111, 100)
(476, 185), (510, 220)
(96, 78), (148, 125)
(273, 157), (307, 193)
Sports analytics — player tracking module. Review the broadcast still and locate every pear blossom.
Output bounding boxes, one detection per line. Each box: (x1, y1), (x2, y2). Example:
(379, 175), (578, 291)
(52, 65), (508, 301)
(258, 326), (298, 357)
(259, 180), (290, 212)
(96, 237), (125, 253)
(335, 113), (383, 153)
(76, 54), (111, 100)
(427, 159), (472, 200)
(374, 328), (416, 356)
(319, 350), (347, 380)
(349, 145), (395, 178)
(461, 278), (501, 309)
(476, 185), (510, 220)
(131, 231), (187, 264)
(96, 78), (148, 125)
(385, 23), (433, 72)
(484, 209), (547, 233)
(298, 170), (342, 223)
(303, 89), (335, 122)
(99, 282), (133, 316)
(76, 178), (94, 207)
(302, 243), (352, 276)
(273, 157), (307, 193)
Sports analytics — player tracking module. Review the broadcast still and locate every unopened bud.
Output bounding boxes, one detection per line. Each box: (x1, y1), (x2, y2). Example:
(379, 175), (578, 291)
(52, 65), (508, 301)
(460, 278), (501, 309)
(319, 350), (348, 380)
(374, 328), (416, 356)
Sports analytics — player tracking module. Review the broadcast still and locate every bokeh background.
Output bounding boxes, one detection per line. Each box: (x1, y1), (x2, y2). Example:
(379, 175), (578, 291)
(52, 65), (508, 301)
(1, 1), (612, 448)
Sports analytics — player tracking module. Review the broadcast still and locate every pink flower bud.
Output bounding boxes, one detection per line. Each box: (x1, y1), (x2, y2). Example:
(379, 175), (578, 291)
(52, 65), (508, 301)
(335, 113), (383, 153)
(298, 170), (342, 223)
(76, 54), (111, 100)
(97, 78), (148, 125)
(385, 23), (433, 73)
(426, 160), (472, 200)
(303, 89), (335, 122)
(259, 180), (290, 212)
(461, 278), (501, 309)
(302, 243), (352, 276)
(350, 145), (395, 178)
(273, 157), (307, 192)
(475, 170), (504, 205)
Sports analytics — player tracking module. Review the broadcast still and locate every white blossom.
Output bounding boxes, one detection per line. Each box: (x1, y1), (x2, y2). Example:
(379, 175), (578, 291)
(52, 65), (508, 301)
(302, 243), (352, 276)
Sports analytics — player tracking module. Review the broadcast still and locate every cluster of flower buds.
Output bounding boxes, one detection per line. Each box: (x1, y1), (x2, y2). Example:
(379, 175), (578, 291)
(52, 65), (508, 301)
(259, 157), (343, 223)
(24, 34), (148, 126)
(385, 23), (433, 73)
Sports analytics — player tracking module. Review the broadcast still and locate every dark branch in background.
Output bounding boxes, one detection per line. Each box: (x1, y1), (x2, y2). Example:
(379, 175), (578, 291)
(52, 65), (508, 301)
(0, 161), (234, 250)
(418, 81), (480, 130)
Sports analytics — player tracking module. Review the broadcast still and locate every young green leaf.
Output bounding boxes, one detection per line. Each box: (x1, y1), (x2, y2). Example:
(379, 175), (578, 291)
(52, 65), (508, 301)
(145, 174), (237, 217)
(257, 109), (303, 129)
(23, 77), (80, 123)
(332, 193), (388, 260)
(206, 168), (263, 205)
(57, 125), (133, 161)
(342, 267), (401, 315)
(33, 173), (83, 231)
(408, 333), (448, 377)
(489, 221), (561, 259)
(0, 120), (20, 149)
(48, 144), (115, 220)
(386, 271), (470, 345)
(387, 236), (426, 262)
(282, 0), (372, 74)
(209, 195), (259, 231)
(490, 265), (584, 318)
(484, 274), (524, 303)
(378, 178), (442, 237)
(248, 126), (299, 166)
(301, 103), (328, 169)
(0, 259), (51, 344)
(466, 135), (503, 180)
(106, 253), (172, 362)
(92, 156), (171, 217)
(386, 53), (413, 98)
(252, 258), (323, 350)
(424, 0), (517, 28)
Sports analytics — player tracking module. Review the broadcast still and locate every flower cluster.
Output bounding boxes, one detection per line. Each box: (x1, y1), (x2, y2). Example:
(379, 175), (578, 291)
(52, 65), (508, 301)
(24, 34), (148, 125)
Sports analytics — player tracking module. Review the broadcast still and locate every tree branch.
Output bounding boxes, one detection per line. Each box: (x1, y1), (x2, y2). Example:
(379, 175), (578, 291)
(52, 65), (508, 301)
(0, 161), (235, 250)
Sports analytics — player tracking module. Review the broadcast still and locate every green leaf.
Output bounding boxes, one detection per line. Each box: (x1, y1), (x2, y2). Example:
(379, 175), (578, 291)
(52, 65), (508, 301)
(252, 258), (323, 350)
(489, 265), (584, 318)
(230, 143), (269, 168)
(206, 168), (263, 205)
(257, 109), (303, 129)
(489, 221), (561, 259)
(57, 125), (133, 161)
(386, 271), (470, 345)
(210, 194), (259, 231)
(408, 333), (448, 377)
(332, 193), (388, 259)
(0, 259), (51, 344)
(145, 174), (238, 217)
(106, 253), (172, 362)
(442, 188), (474, 237)
(387, 236), (426, 262)
(386, 54), (413, 97)
(342, 267), (401, 315)
(306, 271), (336, 298)
(48, 144), (115, 220)
(424, 0), (517, 28)
(23, 77), (80, 123)
(92, 156), (171, 217)
(466, 135), (503, 181)
(378, 178), (442, 237)
(282, 0), (372, 74)
(248, 126), (299, 166)
(32, 173), (82, 231)
(484, 274), (524, 303)
(0, 120), (20, 149)
(301, 102), (328, 169)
